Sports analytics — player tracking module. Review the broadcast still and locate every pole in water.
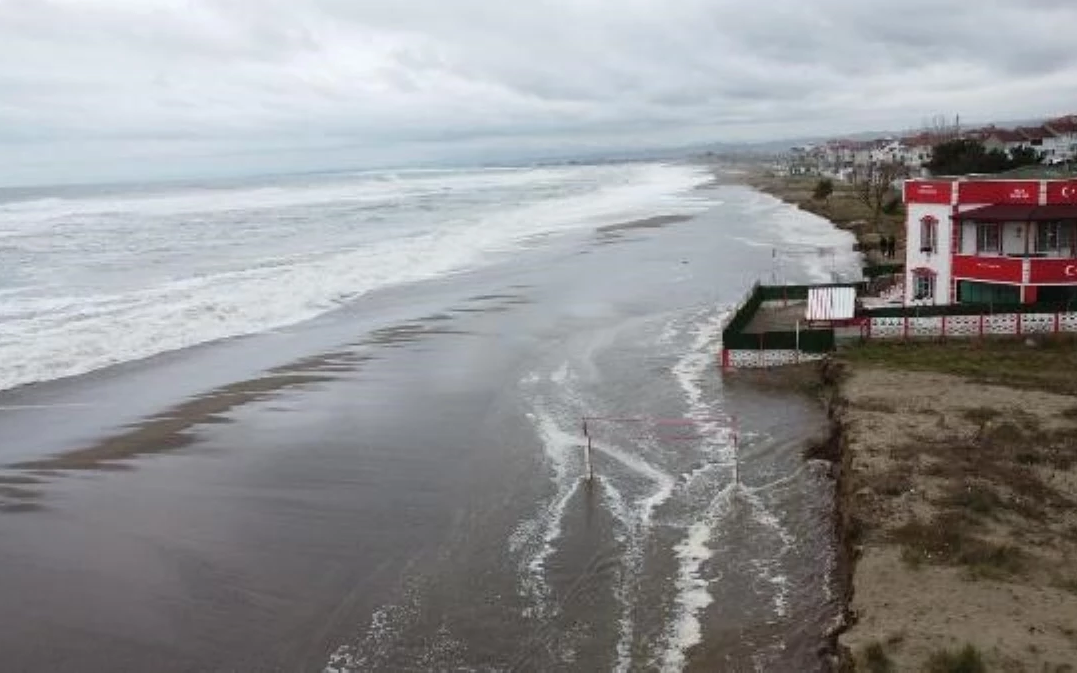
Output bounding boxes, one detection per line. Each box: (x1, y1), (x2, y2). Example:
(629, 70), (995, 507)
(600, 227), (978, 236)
(586, 435), (594, 483)
(732, 420), (740, 487)
(582, 419), (594, 483)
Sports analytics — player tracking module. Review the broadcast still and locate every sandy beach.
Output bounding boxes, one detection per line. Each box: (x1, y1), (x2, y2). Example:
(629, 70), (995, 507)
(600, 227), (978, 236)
(829, 341), (1077, 670)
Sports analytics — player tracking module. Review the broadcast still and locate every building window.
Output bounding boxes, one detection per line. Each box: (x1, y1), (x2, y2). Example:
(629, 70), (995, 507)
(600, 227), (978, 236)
(1036, 221), (1074, 253)
(912, 271), (935, 301)
(920, 216), (938, 253)
(976, 223), (1000, 254)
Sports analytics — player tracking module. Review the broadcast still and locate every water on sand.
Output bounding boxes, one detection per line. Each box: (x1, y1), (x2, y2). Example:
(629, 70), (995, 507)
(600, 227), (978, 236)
(0, 166), (857, 671)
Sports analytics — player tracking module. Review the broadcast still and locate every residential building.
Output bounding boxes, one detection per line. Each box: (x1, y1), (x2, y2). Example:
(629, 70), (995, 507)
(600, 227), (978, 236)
(1015, 126), (1066, 161)
(903, 178), (1077, 306)
(1044, 115), (1077, 162)
(981, 128), (1027, 156)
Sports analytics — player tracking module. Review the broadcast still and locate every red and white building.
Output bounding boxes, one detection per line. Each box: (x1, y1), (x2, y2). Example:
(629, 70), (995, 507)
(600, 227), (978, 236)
(903, 178), (1077, 306)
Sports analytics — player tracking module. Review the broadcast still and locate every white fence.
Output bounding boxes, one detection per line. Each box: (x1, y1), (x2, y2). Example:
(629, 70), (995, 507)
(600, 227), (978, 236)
(861, 311), (1077, 340)
(721, 310), (1077, 370)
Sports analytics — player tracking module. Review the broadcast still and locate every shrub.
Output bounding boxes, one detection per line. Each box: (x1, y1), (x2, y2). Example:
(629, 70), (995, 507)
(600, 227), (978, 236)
(863, 641), (893, 672)
(925, 644), (985, 673)
(812, 178), (834, 202)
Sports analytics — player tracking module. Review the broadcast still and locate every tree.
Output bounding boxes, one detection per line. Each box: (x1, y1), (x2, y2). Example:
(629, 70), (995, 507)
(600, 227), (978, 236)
(812, 178), (834, 205)
(928, 138), (1042, 175)
(1008, 145), (1042, 168)
(852, 161), (904, 231)
(928, 139), (1009, 175)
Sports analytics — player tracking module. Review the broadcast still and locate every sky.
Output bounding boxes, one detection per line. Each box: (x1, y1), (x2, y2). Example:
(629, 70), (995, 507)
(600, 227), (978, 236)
(2, 0), (1077, 185)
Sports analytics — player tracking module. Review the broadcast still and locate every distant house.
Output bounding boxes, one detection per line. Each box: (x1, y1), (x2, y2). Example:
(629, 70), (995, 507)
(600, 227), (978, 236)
(850, 141), (876, 167)
(869, 138), (903, 165)
(981, 128), (1029, 156)
(824, 140), (858, 171)
(898, 133), (939, 170)
(1044, 115), (1077, 162)
(1015, 126), (1065, 161)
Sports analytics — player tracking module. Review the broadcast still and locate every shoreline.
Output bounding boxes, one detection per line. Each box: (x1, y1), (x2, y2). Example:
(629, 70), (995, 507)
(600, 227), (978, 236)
(737, 168), (905, 265)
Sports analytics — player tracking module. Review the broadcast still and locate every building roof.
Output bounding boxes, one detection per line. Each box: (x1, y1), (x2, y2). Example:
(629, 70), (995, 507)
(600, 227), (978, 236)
(956, 204), (1077, 221)
(984, 129), (1026, 143)
(1016, 126), (1058, 140)
(1046, 116), (1077, 134)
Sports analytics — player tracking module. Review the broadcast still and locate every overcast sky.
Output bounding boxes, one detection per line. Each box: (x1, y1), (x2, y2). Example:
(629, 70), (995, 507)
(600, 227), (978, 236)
(2, 0), (1077, 185)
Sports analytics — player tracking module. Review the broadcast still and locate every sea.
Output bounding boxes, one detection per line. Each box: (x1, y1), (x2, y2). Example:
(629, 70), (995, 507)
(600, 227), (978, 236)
(0, 161), (861, 671)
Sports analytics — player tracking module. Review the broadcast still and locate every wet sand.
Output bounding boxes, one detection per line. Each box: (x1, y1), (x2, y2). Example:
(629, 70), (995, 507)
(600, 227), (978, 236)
(0, 186), (854, 671)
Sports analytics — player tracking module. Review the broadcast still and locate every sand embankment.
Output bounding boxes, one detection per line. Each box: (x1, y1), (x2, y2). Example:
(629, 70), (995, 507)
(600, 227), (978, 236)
(826, 340), (1077, 670)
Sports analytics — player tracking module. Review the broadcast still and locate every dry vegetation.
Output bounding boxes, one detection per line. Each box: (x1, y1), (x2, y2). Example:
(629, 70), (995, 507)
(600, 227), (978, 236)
(833, 342), (1077, 671)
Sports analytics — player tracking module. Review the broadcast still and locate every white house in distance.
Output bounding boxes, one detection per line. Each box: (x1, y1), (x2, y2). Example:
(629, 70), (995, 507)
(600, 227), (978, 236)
(1015, 126), (1067, 161)
(1044, 115), (1077, 162)
(981, 128), (1028, 155)
(903, 177), (1077, 306)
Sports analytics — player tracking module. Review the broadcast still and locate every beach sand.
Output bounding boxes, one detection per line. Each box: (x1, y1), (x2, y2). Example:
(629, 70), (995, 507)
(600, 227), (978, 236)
(833, 356), (1077, 670)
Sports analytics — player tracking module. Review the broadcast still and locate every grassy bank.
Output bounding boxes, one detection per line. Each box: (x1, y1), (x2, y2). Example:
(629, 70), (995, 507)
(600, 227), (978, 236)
(840, 336), (1077, 396)
(830, 340), (1077, 671)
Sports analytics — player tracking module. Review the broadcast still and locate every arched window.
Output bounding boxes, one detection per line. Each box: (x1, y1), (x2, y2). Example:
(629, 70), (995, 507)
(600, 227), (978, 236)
(919, 215), (939, 254)
(911, 267), (936, 301)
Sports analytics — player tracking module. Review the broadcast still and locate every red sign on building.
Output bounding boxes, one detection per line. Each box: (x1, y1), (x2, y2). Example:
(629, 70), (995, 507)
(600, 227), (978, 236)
(951, 255), (1023, 283)
(904, 180), (953, 204)
(1028, 258), (1077, 284)
(1045, 180), (1077, 204)
(957, 180), (1039, 205)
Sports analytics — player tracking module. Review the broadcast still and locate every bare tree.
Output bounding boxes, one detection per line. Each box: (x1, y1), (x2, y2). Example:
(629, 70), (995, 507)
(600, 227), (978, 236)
(923, 113), (961, 143)
(852, 161), (905, 231)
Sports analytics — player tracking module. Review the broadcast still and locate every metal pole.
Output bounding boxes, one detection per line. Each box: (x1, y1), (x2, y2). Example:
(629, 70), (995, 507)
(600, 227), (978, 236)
(733, 418), (740, 487)
(582, 419), (593, 483)
(586, 435), (593, 483)
(795, 320), (800, 362)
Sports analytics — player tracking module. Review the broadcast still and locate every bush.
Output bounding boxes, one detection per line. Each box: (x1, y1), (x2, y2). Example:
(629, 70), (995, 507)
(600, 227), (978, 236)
(925, 644), (985, 673)
(863, 641), (894, 672)
(812, 178), (834, 201)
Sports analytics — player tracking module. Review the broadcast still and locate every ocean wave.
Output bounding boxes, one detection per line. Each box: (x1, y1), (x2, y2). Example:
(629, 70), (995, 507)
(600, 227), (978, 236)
(0, 162), (715, 391)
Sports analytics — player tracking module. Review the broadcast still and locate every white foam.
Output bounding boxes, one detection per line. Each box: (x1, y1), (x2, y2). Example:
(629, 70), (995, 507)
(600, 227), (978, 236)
(742, 189), (862, 284)
(660, 308), (738, 669)
(662, 483), (735, 672)
(597, 478), (635, 673)
(0, 162), (716, 391)
(512, 405), (584, 619)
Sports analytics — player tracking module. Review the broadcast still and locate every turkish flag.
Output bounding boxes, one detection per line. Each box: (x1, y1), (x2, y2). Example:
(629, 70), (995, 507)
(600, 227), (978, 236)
(1046, 180), (1077, 203)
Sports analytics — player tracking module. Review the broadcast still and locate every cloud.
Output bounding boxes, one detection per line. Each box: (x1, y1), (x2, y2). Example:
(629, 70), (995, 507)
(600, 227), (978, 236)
(1, 0), (1076, 183)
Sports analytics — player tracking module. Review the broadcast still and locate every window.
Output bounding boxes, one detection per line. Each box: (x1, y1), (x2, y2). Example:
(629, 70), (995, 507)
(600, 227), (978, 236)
(912, 271), (935, 301)
(920, 216), (938, 253)
(976, 223), (1000, 253)
(1036, 221), (1074, 253)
